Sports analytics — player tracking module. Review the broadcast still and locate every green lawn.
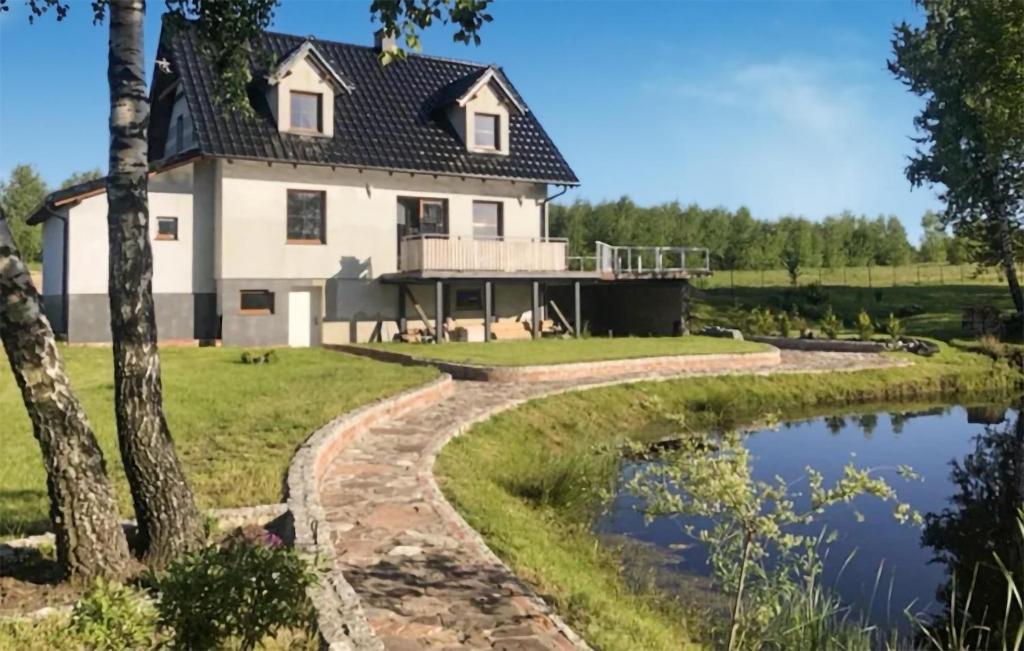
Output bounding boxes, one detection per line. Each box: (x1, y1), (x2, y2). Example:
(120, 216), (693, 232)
(361, 336), (769, 366)
(695, 284), (1015, 342)
(0, 346), (437, 537)
(436, 344), (1021, 650)
(700, 263), (1017, 289)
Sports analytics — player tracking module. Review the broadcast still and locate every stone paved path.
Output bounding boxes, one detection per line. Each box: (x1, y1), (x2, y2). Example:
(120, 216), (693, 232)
(317, 351), (904, 650)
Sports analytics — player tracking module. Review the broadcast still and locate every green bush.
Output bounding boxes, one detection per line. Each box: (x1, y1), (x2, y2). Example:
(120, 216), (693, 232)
(819, 306), (841, 339)
(777, 311), (792, 338)
(154, 531), (316, 650)
(885, 313), (904, 343)
(745, 307), (775, 336)
(70, 580), (159, 651)
(856, 309), (874, 341)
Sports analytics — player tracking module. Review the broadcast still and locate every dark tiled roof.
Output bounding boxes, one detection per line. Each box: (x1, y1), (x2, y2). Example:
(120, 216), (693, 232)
(159, 28), (578, 185)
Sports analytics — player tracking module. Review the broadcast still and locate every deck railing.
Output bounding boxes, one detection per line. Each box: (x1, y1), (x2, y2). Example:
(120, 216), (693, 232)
(399, 234), (569, 273)
(594, 241), (711, 275)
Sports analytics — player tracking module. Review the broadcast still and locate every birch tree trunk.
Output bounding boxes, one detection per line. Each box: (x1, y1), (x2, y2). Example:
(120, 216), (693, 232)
(0, 211), (131, 581)
(107, 0), (204, 567)
(995, 212), (1024, 318)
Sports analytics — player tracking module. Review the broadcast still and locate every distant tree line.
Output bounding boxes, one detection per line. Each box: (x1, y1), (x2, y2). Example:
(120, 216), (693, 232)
(0, 164), (102, 263)
(550, 197), (975, 279)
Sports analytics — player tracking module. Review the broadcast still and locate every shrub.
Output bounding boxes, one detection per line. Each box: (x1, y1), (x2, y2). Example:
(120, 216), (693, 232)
(885, 313), (904, 343)
(70, 580), (159, 651)
(855, 309), (874, 341)
(819, 306), (841, 340)
(788, 307), (807, 337)
(241, 350), (279, 365)
(745, 307), (775, 336)
(976, 335), (1007, 360)
(155, 531), (316, 651)
(777, 311), (792, 338)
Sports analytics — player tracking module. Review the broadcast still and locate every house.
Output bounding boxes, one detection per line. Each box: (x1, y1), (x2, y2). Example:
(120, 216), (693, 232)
(31, 24), (709, 347)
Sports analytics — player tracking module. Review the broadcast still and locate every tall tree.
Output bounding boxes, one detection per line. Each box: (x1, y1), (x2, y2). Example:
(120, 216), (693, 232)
(60, 168), (104, 190)
(0, 164), (48, 263)
(0, 208), (131, 581)
(890, 0), (1024, 314)
(3, 0), (494, 567)
(919, 211), (950, 263)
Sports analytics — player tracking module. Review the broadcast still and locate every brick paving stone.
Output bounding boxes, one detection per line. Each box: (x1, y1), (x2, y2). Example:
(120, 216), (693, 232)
(318, 350), (905, 650)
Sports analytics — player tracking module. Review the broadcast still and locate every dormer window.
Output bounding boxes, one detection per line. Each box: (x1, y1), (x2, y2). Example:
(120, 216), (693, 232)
(474, 113), (499, 150)
(290, 91), (322, 133)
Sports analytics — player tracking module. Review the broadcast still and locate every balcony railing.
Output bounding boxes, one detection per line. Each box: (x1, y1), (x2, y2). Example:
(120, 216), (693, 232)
(399, 234), (569, 273)
(593, 241), (711, 276)
(397, 235), (711, 277)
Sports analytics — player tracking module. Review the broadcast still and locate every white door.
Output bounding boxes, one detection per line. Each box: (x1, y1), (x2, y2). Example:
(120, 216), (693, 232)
(288, 291), (311, 348)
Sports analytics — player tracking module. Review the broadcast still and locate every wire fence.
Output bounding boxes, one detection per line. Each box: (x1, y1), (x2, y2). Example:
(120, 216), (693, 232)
(698, 263), (1018, 289)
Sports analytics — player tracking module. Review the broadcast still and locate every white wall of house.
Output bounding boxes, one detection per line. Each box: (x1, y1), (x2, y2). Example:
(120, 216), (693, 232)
(65, 164), (197, 295)
(216, 160), (547, 281)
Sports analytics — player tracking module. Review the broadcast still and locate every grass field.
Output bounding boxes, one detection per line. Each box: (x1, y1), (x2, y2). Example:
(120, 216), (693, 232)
(360, 336), (769, 366)
(436, 344), (1020, 650)
(699, 263), (1017, 289)
(0, 346), (437, 537)
(694, 284), (1015, 342)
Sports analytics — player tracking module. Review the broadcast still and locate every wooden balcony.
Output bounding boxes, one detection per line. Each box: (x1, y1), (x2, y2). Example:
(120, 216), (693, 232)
(399, 235), (569, 274)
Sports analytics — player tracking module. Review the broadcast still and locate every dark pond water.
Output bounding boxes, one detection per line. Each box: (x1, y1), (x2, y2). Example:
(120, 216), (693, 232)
(595, 403), (1023, 627)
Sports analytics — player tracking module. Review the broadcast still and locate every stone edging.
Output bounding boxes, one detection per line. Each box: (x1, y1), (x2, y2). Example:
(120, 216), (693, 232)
(747, 336), (887, 353)
(330, 343), (783, 382)
(285, 374), (455, 651)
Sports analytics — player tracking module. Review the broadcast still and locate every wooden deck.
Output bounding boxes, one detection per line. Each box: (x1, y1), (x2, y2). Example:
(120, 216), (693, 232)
(392, 235), (711, 282)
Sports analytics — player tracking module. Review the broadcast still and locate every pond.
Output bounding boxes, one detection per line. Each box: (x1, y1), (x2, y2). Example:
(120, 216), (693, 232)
(594, 402), (1023, 629)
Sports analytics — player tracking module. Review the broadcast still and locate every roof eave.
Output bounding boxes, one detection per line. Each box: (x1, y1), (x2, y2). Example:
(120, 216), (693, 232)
(26, 151), (204, 225)
(211, 153), (578, 187)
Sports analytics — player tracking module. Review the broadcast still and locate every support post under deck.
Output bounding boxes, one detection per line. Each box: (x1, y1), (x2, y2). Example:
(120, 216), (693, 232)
(531, 281), (540, 340)
(435, 280), (444, 343)
(573, 281), (581, 338)
(397, 284), (407, 334)
(484, 281), (493, 343)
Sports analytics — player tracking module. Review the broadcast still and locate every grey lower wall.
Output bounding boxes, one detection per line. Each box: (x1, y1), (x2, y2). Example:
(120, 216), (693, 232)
(63, 293), (217, 343)
(219, 279), (321, 347)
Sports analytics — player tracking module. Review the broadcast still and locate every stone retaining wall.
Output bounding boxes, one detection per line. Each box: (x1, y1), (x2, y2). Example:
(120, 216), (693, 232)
(331, 344), (783, 382)
(285, 375), (455, 651)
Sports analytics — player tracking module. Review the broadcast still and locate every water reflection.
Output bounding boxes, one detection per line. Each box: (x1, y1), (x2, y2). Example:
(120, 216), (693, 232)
(595, 402), (1021, 633)
(921, 410), (1023, 646)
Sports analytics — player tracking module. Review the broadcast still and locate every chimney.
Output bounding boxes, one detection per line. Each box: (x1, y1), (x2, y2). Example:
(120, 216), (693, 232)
(374, 28), (397, 53)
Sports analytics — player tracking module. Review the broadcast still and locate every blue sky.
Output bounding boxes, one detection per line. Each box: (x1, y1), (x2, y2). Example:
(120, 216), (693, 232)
(0, 0), (940, 242)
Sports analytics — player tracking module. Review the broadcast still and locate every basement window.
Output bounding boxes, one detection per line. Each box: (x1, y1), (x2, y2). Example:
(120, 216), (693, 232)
(240, 290), (275, 315)
(156, 217), (178, 241)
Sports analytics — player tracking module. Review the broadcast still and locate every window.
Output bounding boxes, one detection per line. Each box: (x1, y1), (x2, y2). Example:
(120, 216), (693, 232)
(290, 91), (322, 132)
(156, 217), (178, 241)
(287, 190), (326, 243)
(175, 115), (185, 153)
(419, 200), (446, 234)
(240, 290), (274, 315)
(472, 201), (503, 239)
(474, 113), (499, 149)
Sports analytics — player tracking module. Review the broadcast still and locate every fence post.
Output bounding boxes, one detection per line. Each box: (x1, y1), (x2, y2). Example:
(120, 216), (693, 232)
(868, 265), (873, 288)
(960, 265), (965, 283)
(843, 267), (848, 285)
(940, 265), (944, 284)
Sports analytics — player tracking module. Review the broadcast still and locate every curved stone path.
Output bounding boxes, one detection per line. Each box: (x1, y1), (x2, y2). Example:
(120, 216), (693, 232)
(317, 351), (905, 650)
